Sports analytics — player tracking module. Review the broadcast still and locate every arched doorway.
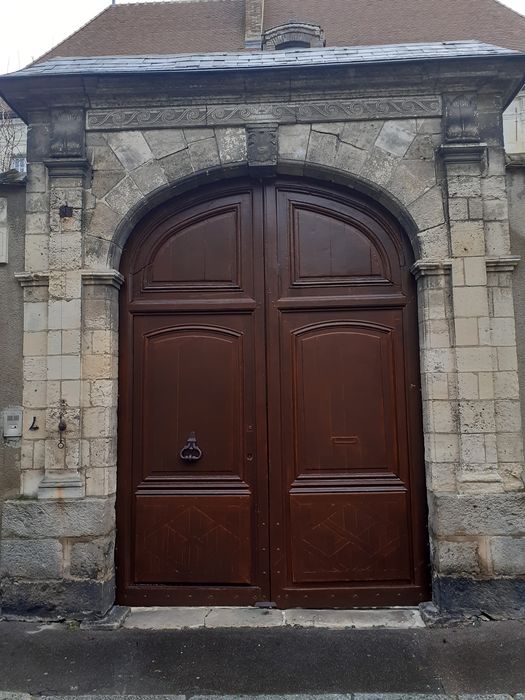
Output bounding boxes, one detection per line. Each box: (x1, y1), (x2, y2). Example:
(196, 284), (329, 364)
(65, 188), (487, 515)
(117, 177), (429, 608)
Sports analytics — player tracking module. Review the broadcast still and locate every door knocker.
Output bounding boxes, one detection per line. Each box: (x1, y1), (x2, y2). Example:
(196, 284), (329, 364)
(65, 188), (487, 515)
(180, 432), (203, 463)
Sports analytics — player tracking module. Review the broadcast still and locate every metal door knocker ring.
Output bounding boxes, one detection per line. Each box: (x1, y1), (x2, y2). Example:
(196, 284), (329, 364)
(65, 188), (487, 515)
(180, 432), (203, 463)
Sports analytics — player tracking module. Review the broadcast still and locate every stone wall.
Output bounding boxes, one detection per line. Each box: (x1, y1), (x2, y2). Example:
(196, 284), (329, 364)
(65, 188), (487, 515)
(0, 182), (24, 510)
(1, 65), (525, 617)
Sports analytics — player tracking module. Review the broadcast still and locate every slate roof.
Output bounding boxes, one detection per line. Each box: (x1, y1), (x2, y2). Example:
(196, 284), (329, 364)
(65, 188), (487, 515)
(35, 0), (525, 63)
(11, 41), (520, 78)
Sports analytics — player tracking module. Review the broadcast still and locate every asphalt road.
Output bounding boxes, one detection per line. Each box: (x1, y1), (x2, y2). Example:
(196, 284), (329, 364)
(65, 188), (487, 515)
(0, 621), (524, 696)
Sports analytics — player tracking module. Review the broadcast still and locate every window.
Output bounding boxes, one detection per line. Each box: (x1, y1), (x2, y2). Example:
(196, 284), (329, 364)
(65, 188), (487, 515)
(10, 155), (27, 173)
(263, 23), (325, 51)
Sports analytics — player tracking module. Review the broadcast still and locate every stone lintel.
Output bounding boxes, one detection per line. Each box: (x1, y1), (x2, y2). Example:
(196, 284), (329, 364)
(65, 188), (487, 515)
(38, 471), (85, 500)
(486, 255), (521, 273)
(439, 142), (487, 165)
(44, 158), (91, 180)
(411, 259), (452, 280)
(81, 269), (124, 289)
(15, 271), (50, 287)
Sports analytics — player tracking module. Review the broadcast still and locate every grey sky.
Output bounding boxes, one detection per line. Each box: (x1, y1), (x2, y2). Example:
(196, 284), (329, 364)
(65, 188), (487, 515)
(2, 0), (525, 74)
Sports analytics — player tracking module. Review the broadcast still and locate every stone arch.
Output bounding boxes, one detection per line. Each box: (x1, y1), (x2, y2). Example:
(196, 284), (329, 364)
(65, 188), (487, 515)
(103, 160), (433, 270)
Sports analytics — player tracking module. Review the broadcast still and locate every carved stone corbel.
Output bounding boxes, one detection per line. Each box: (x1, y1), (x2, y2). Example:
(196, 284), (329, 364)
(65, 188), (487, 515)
(50, 108), (86, 158)
(444, 94), (480, 143)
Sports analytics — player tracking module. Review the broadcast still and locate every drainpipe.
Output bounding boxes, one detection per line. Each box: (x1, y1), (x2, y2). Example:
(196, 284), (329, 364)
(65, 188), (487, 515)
(245, 0), (264, 50)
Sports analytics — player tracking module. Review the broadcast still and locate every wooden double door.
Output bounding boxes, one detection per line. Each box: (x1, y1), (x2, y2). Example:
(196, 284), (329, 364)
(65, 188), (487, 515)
(117, 177), (429, 608)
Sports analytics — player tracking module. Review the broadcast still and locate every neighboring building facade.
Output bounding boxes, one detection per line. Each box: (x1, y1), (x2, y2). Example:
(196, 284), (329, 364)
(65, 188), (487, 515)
(1, 0), (525, 619)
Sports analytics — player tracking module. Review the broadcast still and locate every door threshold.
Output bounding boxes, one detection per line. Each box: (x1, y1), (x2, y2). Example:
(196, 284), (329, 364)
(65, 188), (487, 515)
(123, 606), (426, 630)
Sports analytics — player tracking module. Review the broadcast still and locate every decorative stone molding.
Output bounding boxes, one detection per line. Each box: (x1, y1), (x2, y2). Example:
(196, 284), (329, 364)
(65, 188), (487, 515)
(81, 270), (125, 289)
(439, 142), (487, 165)
(15, 272), (50, 287)
(444, 93), (480, 143)
(262, 22), (325, 51)
(86, 96), (442, 131)
(246, 124), (278, 170)
(38, 472), (85, 500)
(44, 158), (91, 182)
(411, 259), (453, 280)
(486, 255), (521, 273)
(50, 108), (85, 158)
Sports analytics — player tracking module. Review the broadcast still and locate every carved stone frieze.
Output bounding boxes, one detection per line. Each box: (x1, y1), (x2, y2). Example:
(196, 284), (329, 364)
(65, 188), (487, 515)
(50, 109), (85, 157)
(444, 94), (480, 143)
(86, 96), (442, 130)
(246, 124), (278, 170)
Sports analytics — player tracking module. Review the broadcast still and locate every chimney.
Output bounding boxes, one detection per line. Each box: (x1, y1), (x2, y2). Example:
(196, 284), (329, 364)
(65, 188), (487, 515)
(245, 0), (264, 50)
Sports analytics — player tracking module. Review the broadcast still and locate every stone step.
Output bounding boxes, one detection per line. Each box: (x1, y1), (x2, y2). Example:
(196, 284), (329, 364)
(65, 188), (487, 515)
(120, 606), (426, 630)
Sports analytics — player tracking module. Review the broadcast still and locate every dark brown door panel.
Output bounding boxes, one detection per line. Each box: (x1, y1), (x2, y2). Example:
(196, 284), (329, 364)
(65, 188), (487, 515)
(117, 178), (429, 607)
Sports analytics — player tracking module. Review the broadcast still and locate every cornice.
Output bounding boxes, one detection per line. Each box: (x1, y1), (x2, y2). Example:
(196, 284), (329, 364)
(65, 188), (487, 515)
(15, 272), (50, 287)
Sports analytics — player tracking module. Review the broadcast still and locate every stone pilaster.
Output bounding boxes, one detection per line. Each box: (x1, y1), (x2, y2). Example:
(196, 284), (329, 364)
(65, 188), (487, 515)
(15, 272), (49, 496)
(81, 270), (123, 497)
(411, 260), (457, 494)
(38, 158), (91, 499)
(441, 139), (524, 494)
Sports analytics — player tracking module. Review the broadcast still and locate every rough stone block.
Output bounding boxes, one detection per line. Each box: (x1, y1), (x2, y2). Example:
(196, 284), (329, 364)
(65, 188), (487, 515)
(1, 498), (115, 539)
(490, 537), (525, 575)
(484, 198), (509, 222)
(0, 577), (115, 619)
(106, 131), (153, 171)
(216, 128), (247, 164)
(86, 202), (122, 239)
(188, 137), (220, 171)
(306, 130), (338, 166)
(361, 147), (399, 187)
(375, 119), (417, 157)
(434, 576), (525, 616)
(387, 159), (436, 206)
(0, 539), (63, 579)
(436, 540), (480, 575)
(144, 129), (187, 159)
(104, 176), (143, 217)
(70, 536), (114, 579)
(408, 186), (445, 232)
(278, 124), (310, 162)
(91, 171), (125, 200)
(335, 141), (368, 176)
(447, 175), (482, 198)
(430, 493), (525, 536)
(161, 149), (194, 182)
(130, 159), (168, 195)
(340, 120), (383, 150)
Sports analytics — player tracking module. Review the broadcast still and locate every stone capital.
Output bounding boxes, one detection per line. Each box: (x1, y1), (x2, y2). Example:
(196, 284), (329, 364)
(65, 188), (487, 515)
(15, 271), (50, 287)
(439, 142), (487, 165)
(81, 269), (125, 289)
(411, 258), (453, 280)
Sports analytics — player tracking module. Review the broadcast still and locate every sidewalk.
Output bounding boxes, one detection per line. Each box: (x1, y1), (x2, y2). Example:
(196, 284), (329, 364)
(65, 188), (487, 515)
(0, 618), (524, 696)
